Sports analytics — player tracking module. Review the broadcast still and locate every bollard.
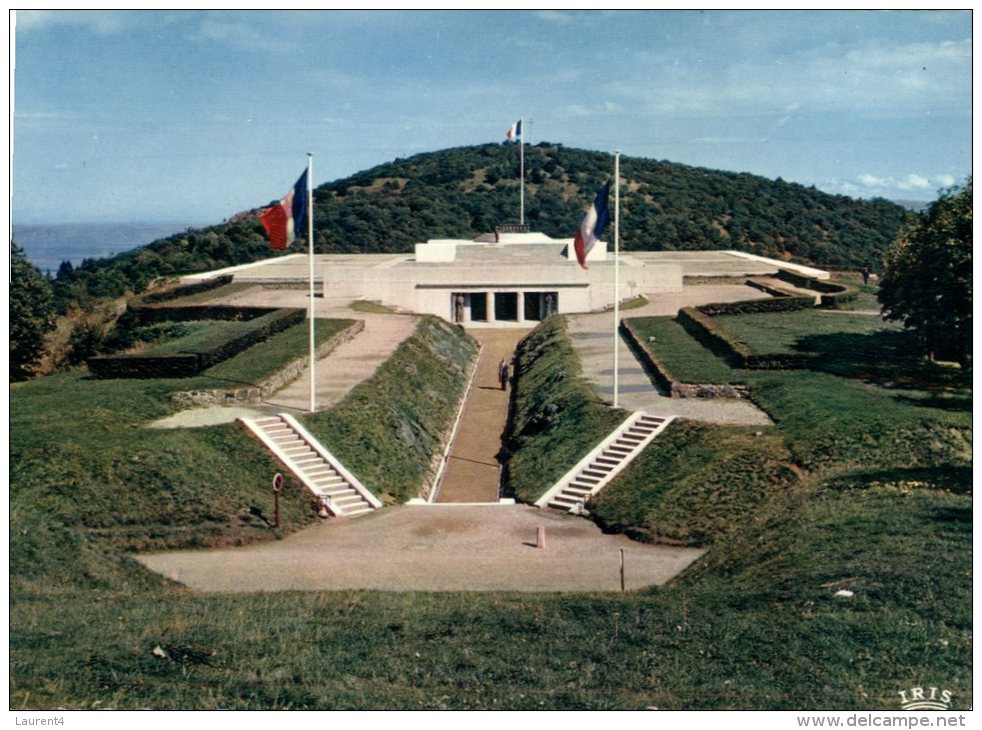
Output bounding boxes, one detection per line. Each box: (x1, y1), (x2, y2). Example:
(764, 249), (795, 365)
(620, 548), (625, 592)
(536, 525), (546, 549)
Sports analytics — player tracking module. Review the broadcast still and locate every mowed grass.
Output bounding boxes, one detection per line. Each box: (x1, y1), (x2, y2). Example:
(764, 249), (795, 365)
(203, 318), (354, 385)
(719, 309), (902, 356)
(9, 477), (970, 710)
(9, 305), (974, 710)
(506, 316), (627, 503)
(592, 420), (797, 546)
(626, 316), (743, 384)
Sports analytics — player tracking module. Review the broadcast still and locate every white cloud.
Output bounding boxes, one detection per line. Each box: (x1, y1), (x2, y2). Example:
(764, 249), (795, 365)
(853, 172), (942, 197)
(193, 15), (291, 53)
(897, 174), (931, 191)
(935, 174), (957, 187)
(15, 10), (127, 35)
(532, 10), (577, 25)
(605, 37), (970, 120)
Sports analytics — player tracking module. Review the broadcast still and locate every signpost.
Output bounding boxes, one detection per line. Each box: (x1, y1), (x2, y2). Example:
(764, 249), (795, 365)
(272, 472), (284, 529)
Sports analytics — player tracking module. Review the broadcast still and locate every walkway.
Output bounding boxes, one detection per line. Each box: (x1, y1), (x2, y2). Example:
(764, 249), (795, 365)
(434, 328), (529, 503)
(137, 504), (704, 593)
(568, 285), (773, 426)
(264, 312), (419, 412)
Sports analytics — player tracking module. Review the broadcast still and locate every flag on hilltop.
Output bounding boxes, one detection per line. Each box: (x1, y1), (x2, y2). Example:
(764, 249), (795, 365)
(260, 169), (308, 250)
(506, 119), (522, 141)
(573, 182), (612, 269)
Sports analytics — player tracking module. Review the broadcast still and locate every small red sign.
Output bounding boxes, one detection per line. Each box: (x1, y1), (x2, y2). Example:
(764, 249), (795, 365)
(272, 473), (284, 492)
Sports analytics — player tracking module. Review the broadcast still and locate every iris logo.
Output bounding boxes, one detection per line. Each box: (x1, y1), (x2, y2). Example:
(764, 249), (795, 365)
(897, 686), (953, 711)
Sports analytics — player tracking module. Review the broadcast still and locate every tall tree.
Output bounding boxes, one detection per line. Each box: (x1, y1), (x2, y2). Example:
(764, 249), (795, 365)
(878, 179), (972, 368)
(10, 242), (57, 381)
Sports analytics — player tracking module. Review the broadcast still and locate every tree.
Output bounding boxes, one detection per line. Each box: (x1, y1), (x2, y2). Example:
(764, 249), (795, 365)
(10, 242), (56, 381)
(878, 179), (972, 368)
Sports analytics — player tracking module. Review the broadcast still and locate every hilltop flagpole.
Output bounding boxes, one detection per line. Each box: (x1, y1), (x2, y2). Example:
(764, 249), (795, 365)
(613, 150), (621, 409)
(307, 152), (316, 414)
(520, 117), (525, 225)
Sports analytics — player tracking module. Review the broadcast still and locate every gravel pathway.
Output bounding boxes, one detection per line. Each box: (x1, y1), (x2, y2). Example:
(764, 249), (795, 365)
(137, 504), (704, 593)
(435, 329), (529, 503)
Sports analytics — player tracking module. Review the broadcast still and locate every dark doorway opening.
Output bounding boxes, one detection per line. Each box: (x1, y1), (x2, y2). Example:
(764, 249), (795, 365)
(469, 292), (488, 322)
(494, 292), (518, 321)
(524, 292), (543, 321)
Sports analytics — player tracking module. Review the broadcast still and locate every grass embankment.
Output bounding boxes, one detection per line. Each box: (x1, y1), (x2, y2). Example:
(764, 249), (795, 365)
(303, 316), (478, 504)
(505, 316), (627, 503)
(9, 306), (973, 710)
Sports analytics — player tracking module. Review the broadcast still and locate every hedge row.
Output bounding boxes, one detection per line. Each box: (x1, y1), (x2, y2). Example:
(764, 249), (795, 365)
(88, 308), (305, 379)
(129, 303), (282, 325)
(773, 270), (858, 309)
(676, 307), (810, 370)
(137, 275), (234, 305)
(694, 294), (815, 316)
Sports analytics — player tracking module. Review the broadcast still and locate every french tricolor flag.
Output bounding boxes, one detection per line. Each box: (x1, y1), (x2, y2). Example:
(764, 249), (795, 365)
(260, 169), (308, 250)
(506, 119), (522, 141)
(573, 182), (612, 270)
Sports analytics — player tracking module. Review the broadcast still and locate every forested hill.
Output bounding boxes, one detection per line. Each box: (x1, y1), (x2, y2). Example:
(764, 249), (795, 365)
(49, 143), (910, 304)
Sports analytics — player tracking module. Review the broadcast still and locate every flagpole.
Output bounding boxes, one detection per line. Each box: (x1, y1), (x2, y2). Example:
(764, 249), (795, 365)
(613, 150), (621, 409)
(307, 152), (316, 414)
(519, 117), (525, 226)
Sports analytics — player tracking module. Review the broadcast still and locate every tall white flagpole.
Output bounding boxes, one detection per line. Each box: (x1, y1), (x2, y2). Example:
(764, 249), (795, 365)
(519, 118), (525, 225)
(613, 150), (621, 409)
(307, 152), (316, 413)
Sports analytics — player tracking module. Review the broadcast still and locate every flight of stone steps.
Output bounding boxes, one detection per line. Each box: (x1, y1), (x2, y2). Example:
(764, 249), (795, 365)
(239, 412), (382, 518)
(536, 412), (675, 513)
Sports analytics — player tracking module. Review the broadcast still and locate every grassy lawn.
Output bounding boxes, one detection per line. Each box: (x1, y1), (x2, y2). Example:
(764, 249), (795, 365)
(142, 318), (268, 356)
(8, 305), (973, 710)
(718, 309), (901, 356)
(626, 316), (743, 384)
(203, 318), (354, 385)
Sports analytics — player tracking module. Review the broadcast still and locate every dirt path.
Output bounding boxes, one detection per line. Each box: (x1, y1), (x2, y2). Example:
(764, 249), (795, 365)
(435, 329), (529, 503)
(568, 286), (773, 426)
(137, 504), (704, 593)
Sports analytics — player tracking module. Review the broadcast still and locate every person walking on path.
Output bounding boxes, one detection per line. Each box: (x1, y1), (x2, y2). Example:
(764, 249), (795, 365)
(497, 358), (506, 389)
(500, 360), (510, 391)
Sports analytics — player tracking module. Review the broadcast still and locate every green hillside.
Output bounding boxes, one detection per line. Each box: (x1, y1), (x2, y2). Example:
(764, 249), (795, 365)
(51, 144), (908, 308)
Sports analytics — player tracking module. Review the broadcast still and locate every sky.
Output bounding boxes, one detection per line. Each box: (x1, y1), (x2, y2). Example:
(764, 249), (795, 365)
(10, 9), (973, 226)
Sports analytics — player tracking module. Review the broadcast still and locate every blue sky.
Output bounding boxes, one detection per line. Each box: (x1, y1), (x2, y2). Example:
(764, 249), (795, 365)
(12, 9), (972, 225)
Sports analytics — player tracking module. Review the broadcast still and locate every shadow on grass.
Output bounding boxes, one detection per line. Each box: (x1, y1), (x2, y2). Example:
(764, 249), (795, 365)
(794, 330), (970, 392)
(829, 465), (973, 495)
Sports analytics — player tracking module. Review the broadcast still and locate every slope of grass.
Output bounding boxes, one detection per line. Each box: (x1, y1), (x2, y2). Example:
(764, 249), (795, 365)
(9, 472), (970, 709)
(506, 317), (627, 503)
(303, 316), (478, 504)
(591, 420), (797, 546)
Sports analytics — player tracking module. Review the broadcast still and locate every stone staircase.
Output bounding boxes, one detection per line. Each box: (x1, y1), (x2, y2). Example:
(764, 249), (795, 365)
(239, 412), (382, 518)
(535, 412), (674, 513)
